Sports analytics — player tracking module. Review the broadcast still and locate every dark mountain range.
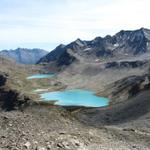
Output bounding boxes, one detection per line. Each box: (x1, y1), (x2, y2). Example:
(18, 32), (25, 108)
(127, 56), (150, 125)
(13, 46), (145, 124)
(38, 28), (150, 68)
(0, 48), (48, 64)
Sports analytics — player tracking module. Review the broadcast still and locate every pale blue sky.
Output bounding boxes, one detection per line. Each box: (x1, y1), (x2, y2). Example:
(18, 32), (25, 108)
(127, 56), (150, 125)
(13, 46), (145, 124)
(0, 0), (150, 51)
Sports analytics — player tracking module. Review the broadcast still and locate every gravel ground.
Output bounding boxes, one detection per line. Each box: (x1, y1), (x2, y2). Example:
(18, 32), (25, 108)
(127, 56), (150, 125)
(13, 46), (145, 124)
(0, 104), (150, 150)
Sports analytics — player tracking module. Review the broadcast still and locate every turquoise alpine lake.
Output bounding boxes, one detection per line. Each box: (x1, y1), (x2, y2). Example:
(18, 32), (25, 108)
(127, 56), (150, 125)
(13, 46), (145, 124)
(27, 73), (55, 79)
(40, 89), (109, 107)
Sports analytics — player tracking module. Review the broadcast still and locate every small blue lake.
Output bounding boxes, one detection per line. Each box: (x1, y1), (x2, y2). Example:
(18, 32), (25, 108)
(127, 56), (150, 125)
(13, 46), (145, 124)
(27, 73), (55, 79)
(40, 89), (109, 107)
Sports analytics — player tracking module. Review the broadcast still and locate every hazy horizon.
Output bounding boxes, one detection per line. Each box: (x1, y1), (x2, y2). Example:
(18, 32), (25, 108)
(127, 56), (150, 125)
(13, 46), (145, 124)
(0, 0), (150, 51)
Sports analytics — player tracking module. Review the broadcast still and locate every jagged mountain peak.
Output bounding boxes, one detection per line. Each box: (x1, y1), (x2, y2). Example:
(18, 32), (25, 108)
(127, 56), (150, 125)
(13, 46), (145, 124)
(57, 44), (66, 49)
(139, 27), (150, 32)
(75, 38), (82, 42)
(70, 38), (86, 47)
(140, 28), (150, 40)
(93, 36), (103, 41)
(115, 28), (150, 38)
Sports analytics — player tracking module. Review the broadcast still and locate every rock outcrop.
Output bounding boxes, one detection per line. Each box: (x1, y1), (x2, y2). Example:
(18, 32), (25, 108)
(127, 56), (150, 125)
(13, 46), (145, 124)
(0, 72), (7, 86)
(0, 73), (30, 111)
(98, 73), (150, 105)
(105, 60), (147, 69)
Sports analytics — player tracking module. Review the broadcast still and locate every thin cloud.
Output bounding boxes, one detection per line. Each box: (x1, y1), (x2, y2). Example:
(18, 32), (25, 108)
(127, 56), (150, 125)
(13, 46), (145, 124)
(0, 0), (150, 50)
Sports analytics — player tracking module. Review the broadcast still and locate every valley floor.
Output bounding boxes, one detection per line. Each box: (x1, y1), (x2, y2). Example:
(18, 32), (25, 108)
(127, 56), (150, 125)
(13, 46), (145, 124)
(0, 57), (150, 150)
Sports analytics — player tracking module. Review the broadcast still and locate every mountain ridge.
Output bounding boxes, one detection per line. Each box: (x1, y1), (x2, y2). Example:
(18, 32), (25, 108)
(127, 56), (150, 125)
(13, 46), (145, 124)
(38, 28), (150, 69)
(0, 48), (48, 64)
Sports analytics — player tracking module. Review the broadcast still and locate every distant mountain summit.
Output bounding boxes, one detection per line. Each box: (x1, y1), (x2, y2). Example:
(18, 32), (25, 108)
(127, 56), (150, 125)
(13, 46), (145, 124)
(0, 48), (48, 64)
(38, 28), (150, 68)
